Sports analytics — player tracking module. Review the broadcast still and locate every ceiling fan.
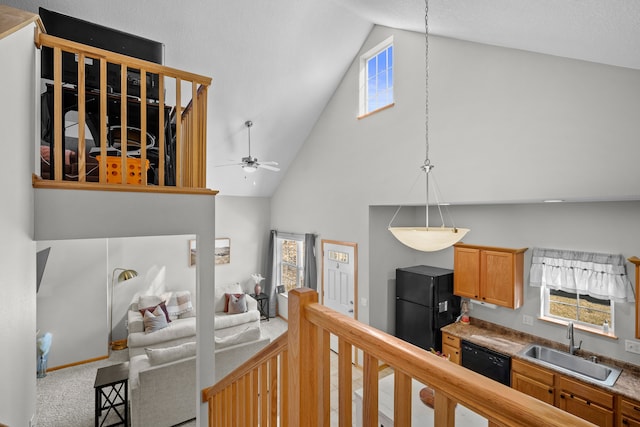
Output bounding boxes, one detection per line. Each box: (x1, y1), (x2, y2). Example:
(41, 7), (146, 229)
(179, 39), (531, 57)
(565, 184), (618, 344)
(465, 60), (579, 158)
(219, 120), (280, 173)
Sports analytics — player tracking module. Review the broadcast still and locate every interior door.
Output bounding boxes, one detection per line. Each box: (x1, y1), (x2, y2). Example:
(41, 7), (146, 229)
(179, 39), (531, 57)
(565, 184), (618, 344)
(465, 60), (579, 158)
(322, 240), (357, 353)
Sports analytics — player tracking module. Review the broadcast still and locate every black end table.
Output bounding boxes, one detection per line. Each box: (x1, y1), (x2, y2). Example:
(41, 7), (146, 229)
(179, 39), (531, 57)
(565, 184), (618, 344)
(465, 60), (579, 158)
(94, 362), (129, 427)
(250, 293), (270, 321)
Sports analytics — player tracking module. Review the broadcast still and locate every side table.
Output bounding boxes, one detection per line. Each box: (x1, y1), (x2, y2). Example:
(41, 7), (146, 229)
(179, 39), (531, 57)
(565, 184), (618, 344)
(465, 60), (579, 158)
(250, 293), (270, 321)
(94, 362), (129, 427)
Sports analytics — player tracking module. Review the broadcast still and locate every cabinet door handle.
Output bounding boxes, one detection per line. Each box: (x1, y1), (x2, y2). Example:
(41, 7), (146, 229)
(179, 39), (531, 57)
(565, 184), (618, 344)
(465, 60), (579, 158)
(634, 406), (640, 412)
(548, 389), (553, 394)
(447, 336), (455, 341)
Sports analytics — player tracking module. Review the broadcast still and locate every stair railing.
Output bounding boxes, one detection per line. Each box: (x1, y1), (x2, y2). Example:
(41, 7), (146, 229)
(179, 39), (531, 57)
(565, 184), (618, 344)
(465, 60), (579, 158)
(34, 30), (212, 192)
(203, 288), (592, 426)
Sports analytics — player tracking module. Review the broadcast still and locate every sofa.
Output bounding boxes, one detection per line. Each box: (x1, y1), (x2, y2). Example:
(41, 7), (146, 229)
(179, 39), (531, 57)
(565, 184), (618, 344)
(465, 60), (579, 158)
(126, 286), (266, 426)
(129, 333), (269, 427)
(127, 285), (261, 356)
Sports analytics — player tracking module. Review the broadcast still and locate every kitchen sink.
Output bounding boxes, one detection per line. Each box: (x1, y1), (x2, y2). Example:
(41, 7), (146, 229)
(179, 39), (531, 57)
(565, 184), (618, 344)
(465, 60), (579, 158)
(519, 344), (622, 387)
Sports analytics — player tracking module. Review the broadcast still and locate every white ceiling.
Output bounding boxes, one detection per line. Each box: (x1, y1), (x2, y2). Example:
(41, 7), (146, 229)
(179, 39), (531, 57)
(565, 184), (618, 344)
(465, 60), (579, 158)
(8, 0), (640, 196)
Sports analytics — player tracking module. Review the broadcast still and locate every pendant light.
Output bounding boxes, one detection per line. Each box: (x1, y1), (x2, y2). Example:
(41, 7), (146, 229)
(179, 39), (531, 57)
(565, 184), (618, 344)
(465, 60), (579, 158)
(388, 0), (469, 252)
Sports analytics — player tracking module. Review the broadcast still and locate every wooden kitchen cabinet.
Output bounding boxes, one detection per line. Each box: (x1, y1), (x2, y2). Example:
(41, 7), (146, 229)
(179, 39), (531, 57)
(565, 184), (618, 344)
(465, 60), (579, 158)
(453, 244), (527, 309)
(441, 332), (461, 364)
(511, 358), (555, 405)
(619, 396), (640, 426)
(557, 376), (614, 427)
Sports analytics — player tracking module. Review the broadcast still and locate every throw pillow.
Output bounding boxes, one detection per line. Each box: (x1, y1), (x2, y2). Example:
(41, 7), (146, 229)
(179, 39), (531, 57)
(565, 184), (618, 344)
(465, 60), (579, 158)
(164, 291), (194, 320)
(143, 306), (169, 333)
(224, 292), (244, 313)
(227, 293), (248, 314)
(139, 301), (171, 323)
(145, 342), (196, 365)
(138, 294), (163, 309)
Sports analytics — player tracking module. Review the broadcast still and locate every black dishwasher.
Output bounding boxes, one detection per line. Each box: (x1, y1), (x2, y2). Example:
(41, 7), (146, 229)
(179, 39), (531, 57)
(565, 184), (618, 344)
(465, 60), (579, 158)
(461, 340), (511, 386)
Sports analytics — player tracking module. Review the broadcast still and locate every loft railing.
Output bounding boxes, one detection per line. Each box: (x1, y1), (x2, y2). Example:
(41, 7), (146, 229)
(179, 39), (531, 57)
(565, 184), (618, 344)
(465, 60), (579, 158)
(202, 288), (592, 426)
(33, 29), (213, 193)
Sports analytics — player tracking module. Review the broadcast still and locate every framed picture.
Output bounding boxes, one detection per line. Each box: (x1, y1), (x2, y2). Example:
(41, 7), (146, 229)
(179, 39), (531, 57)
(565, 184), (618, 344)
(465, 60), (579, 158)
(215, 238), (231, 265)
(188, 239), (196, 267)
(276, 285), (285, 294)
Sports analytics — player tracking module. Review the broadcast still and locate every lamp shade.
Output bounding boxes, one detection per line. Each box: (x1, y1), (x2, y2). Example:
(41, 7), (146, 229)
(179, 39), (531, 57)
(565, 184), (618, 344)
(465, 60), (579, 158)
(388, 227), (469, 252)
(117, 269), (138, 282)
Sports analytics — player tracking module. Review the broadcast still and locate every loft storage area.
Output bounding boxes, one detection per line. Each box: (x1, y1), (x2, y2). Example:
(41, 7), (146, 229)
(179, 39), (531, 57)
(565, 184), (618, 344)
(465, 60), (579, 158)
(39, 7), (176, 186)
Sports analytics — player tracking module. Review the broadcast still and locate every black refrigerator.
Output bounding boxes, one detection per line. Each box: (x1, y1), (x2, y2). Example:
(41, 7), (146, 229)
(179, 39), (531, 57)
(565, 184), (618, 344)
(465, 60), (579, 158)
(395, 265), (460, 352)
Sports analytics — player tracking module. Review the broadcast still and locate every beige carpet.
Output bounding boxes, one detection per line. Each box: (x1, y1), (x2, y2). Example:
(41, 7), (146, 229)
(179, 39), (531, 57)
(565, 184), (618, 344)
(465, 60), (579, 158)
(36, 317), (288, 426)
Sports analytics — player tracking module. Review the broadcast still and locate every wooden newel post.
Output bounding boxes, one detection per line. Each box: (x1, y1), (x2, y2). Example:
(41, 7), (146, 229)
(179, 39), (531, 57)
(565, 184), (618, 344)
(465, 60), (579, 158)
(288, 288), (319, 426)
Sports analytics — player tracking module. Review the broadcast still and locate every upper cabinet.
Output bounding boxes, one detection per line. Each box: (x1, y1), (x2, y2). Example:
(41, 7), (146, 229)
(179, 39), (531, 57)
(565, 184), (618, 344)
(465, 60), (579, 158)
(629, 256), (640, 339)
(453, 243), (527, 309)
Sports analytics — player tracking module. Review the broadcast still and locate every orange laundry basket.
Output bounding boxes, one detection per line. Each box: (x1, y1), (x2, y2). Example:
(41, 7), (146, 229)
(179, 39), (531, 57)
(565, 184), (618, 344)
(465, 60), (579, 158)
(96, 156), (150, 184)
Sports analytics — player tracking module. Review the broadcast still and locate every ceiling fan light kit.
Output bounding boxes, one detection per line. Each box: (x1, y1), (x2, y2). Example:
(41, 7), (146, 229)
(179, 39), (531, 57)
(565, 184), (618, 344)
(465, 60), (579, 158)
(388, 0), (470, 252)
(217, 120), (280, 174)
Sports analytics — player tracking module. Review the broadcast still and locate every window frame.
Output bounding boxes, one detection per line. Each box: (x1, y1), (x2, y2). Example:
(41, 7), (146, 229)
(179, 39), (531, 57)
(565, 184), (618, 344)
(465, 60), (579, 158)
(540, 287), (615, 335)
(358, 36), (394, 118)
(276, 233), (305, 294)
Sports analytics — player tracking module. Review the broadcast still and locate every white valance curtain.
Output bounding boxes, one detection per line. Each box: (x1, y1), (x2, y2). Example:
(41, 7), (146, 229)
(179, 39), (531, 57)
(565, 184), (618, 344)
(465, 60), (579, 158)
(529, 248), (634, 302)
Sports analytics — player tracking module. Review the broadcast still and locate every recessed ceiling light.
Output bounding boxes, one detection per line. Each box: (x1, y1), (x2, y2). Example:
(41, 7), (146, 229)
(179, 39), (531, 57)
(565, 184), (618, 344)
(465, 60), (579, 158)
(543, 199), (565, 203)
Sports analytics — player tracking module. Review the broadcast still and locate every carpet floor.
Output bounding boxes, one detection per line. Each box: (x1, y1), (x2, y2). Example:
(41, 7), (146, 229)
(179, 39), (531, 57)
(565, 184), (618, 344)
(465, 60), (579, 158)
(36, 317), (288, 427)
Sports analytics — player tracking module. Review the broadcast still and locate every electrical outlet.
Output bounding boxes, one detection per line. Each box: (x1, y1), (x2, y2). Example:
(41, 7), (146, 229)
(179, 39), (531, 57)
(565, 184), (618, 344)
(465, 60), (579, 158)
(360, 297), (367, 307)
(522, 315), (533, 326)
(625, 340), (640, 354)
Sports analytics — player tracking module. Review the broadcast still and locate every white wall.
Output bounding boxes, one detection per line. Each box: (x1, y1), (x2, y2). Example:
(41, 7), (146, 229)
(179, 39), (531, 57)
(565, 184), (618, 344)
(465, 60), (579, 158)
(271, 25), (640, 354)
(36, 239), (108, 368)
(0, 23), (38, 426)
(215, 196), (270, 292)
(35, 235), (197, 368)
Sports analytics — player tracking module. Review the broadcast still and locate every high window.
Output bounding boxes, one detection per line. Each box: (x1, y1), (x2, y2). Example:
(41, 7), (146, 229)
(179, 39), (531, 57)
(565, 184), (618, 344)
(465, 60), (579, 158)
(359, 37), (394, 116)
(277, 235), (305, 293)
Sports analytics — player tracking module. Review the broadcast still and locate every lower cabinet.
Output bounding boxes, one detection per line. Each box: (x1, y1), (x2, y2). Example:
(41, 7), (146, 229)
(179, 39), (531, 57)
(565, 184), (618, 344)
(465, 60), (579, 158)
(512, 358), (614, 427)
(557, 376), (614, 427)
(511, 358), (555, 405)
(619, 397), (640, 426)
(441, 332), (461, 364)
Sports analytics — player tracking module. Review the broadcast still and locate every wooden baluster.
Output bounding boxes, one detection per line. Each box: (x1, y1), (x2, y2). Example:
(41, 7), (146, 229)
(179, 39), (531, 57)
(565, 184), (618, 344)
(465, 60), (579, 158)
(287, 288), (319, 426)
(119, 63), (128, 184)
(99, 58), (107, 183)
(338, 338), (352, 427)
(157, 74), (165, 187)
(53, 46), (62, 181)
(140, 69), (147, 185)
(362, 353), (379, 426)
(77, 53), (86, 182)
(175, 78), (182, 187)
(394, 371), (411, 426)
(434, 390), (456, 427)
(318, 330), (330, 427)
(269, 355), (279, 426)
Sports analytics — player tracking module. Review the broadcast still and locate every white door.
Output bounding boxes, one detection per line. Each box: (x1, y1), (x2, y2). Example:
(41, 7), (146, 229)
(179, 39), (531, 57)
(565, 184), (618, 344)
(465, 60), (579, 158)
(322, 240), (357, 352)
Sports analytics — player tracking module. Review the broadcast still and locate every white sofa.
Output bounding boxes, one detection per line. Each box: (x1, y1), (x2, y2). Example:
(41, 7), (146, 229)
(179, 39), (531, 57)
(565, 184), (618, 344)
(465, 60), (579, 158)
(129, 335), (269, 427)
(127, 284), (261, 357)
(126, 285), (266, 426)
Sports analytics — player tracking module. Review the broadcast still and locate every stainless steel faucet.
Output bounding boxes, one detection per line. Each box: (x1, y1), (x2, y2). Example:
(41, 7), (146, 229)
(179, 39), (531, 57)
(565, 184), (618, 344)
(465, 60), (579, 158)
(567, 322), (582, 355)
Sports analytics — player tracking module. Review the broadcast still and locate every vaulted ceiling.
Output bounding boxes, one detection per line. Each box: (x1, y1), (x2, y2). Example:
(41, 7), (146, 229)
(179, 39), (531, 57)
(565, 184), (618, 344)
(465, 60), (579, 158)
(6, 0), (640, 196)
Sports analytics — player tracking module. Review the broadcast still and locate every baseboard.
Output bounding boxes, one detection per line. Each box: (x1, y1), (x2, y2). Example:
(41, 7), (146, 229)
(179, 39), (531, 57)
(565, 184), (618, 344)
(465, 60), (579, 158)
(46, 354), (109, 372)
(276, 314), (288, 322)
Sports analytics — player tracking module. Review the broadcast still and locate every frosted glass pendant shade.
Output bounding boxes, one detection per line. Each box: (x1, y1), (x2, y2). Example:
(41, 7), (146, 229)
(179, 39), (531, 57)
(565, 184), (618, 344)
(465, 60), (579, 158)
(388, 227), (470, 252)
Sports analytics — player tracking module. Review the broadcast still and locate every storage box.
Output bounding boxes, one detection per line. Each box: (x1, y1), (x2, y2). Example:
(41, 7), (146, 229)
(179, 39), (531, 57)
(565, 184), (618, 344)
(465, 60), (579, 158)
(96, 155), (150, 184)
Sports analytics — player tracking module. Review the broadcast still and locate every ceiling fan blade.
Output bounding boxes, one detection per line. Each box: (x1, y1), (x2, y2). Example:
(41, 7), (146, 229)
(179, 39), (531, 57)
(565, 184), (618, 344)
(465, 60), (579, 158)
(259, 161), (279, 166)
(215, 162), (244, 168)
(258, 163), (280, 172)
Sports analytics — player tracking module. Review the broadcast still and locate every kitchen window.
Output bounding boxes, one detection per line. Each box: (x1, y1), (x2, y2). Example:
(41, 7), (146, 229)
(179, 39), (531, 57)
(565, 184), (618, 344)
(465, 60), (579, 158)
(358, 37), (394, 117)
(541, 288), (613, 332)
(530, 247), (633, 335)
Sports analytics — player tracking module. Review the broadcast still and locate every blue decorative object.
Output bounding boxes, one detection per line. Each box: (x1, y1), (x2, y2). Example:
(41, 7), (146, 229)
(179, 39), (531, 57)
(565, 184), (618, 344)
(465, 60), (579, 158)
(37, 332), (52, 378)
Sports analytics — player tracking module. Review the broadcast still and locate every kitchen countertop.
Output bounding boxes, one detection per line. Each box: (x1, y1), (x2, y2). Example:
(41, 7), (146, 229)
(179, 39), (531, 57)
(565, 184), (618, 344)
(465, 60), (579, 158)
(441, 318), (640, 401)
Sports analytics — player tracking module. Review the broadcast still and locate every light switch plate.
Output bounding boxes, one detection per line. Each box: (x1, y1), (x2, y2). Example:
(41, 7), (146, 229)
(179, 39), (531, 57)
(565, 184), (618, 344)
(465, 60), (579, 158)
(625, 340), (640, 354)
(522, 315), (534, 326)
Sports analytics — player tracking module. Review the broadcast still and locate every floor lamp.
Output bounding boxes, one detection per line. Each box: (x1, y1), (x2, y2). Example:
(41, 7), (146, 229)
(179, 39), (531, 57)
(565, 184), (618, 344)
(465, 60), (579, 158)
(110, 268), (138, 351)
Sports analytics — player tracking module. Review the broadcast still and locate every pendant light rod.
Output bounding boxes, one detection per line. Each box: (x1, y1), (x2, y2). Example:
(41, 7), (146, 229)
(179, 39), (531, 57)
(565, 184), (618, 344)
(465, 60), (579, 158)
(423, 0), (432, 230)
(245, 120), (253, 157)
